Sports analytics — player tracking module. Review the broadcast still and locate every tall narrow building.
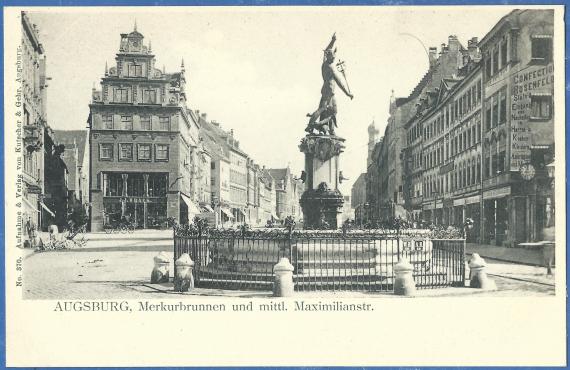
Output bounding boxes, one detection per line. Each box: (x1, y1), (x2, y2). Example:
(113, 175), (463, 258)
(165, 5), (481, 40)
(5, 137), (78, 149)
(88, 25), (201, 231)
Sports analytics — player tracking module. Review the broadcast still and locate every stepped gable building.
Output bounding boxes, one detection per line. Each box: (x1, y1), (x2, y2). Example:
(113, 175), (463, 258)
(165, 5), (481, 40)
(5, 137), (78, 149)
(88, 24), (202, 231)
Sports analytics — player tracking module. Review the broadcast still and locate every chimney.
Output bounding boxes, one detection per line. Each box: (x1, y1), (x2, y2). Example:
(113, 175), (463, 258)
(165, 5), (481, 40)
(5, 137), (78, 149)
(201, 113), (208, 121)
(467, 37), (479, 59)
(448, 35), (459, 51)
(428, 47), (437, 67)
(440, 43), (447, 55)
(230, 129), (234, 137)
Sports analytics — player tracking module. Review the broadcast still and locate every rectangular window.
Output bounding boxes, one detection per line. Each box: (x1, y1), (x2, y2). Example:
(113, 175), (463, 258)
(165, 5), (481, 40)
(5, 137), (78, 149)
(119, 143), (133, 161)
(99, 143), (114, 161)
(531, 36), (552, 62)
(476, 81), (481, 103)
(498, 150), (506, 173)
(492, 48), (499, 74)
(103, 114), (113, 129)
(143, 89), (156, 104)
(129, 64), (143, 77)
(159, 117), (170, 131)
(530, 95), (552, 120)
(499, 91), (507, 124)
(492, 97), (498, 128)
(137, 144), (152, 161)
(485, 57), (492, 78)
(114, 87), (129, 103)
(501, 39), (508, 67)
(121, 115), (133, 130)
(155, 144), (169, 161)
(141, 116), (151, 130)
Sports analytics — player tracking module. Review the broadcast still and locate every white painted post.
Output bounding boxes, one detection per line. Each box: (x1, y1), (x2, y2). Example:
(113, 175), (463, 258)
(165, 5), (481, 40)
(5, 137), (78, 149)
(174, 253), (195, 292)
(150, 251), (170, 283)
(394, 257), (416, 296)
(273, 257), (294, 297)
(468, 253), (496, 290)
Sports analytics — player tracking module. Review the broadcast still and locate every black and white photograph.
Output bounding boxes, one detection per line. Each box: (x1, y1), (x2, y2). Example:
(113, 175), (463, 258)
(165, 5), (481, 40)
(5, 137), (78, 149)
(4, 5), (566, 367)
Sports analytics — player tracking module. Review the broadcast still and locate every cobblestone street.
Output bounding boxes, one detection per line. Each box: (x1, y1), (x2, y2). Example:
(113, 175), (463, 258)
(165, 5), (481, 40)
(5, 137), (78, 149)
(22, 231), (555, 299)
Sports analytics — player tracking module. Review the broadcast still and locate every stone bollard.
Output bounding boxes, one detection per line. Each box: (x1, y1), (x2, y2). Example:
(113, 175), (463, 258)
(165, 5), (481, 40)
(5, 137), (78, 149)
(174, 253), (195, 292)
(393, 257), (416, 296)
(542, 243), (555, 275)
(468, 253), (496, 290)
(150, 251), (170, 284)
(273, 257), (295, 297)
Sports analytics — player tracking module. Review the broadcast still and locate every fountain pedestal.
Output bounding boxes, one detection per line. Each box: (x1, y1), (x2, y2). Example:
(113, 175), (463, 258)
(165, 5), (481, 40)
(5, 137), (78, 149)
(299, 134), (345, 229)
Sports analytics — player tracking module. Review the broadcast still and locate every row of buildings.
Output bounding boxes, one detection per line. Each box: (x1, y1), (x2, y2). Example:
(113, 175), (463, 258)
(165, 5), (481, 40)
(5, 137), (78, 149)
(353, 9), (555, 246)
(20, 12), (88, 236)
(21, 14), (304, 234)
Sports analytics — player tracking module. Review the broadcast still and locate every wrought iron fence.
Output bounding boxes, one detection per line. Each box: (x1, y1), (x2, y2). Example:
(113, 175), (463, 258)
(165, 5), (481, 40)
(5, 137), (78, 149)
(173, 226), (465, 292)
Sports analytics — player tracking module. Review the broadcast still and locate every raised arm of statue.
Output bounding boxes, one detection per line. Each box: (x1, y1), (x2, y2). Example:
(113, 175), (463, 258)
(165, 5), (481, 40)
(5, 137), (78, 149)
(325, 32), (336, 51)
(333, 70), (354, 99)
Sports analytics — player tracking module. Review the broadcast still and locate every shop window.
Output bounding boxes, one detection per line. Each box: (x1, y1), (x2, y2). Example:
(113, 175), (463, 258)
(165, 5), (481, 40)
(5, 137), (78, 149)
(121, 115), (133, 130)
(103, 115), (113, 129)
(127, 174), (145, 197)
(137, 144), (151, 161)
(104, 173), (123, 196)
(141, 116), (151, 130)
(159, 116), (170, 131)
(119, 143), (133, 161)
(531, 36), (552, 63)
(148, 174), (167, 197)
(155, 144), (169, 161)
(99, 143), (114, 161)
(530, 95), (552, 120)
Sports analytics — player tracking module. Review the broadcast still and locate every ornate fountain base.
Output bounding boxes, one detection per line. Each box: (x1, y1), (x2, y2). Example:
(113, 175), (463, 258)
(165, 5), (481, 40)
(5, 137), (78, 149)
(300, 186), (344, 229)
(299, 134), (345, 229)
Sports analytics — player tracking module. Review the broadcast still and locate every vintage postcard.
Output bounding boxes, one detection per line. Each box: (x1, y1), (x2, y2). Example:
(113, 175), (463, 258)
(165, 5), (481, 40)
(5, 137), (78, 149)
(4, 5), (566, 366)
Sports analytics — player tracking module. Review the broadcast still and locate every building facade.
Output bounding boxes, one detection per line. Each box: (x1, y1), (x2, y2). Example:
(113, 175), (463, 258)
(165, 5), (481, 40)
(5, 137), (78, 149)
(479, 9), (554, 245)
(21, 12), (50, 235)
(89, 26), (202, 231)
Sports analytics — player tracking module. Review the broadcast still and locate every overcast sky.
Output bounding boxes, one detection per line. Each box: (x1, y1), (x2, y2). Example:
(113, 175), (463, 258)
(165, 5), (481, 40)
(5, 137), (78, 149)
(27, 6), (514, 194)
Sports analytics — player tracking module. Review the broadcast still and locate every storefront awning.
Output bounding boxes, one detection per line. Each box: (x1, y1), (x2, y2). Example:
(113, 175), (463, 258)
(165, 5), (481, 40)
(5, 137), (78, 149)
(271, 213), (280, 220)
(40, 202), (55, 217)
(236, 208), (246, 217)
(221, 207), (234, 219)
(180, 194), (201, 214)
(202, 204), (215, 213)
